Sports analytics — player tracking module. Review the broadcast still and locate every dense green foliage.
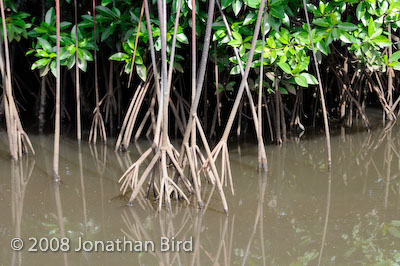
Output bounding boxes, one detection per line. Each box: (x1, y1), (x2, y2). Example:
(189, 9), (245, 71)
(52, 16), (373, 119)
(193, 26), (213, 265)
(1, 0), (400, 135)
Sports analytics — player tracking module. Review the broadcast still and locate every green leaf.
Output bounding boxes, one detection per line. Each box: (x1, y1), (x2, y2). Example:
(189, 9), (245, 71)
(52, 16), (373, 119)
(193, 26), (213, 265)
(174, 61), (184, 73)
(232, 0), (243, 16)
(244, 0), (260, 9)
(356, 2), (365, 20)
(31, 58), (50, 70)
(101, 25), (115, 42)
(37, 37), (52, 52)
(226, 81), (236, 91)
(213, 29), (226, 41)
(50, 60), (56, 77)
(267, 37), (276, 48)
(176, 33), (189, 44)
(112, 7), (121, 17)
(339, 32), (357, 44)
(393, 62), (400, 71)
(389, 51), (400, 63)
(271, 0), (284, 7)
(26, 49), (35, 55)
(78, 58), (87, 72)
(300, 73), (318, 85)
(134, 54), (143, 65)
(228, 39), (242, 47)
(35, 49), (49, 57)
(368, 17), (375, 37)
(230, 65), (240, 75)
(39, 64), (50, 76)
(313, 18), (331, 28)
(60, 22), (72, 30)
(81, 49), (93, 61)
(373, 35), (391, 48)
(232, 31), (243, 42)
(59, 47), (70, 60)
(101, 0), (113, 6)
(277, 62), (291, 74)
(221, 0), (234, 9)
(109, 52), (129, 61)
(337, 22), (358, 32)
(369, 28), (383, 40)
(136, 64), (147, 82)
(278, 87), (288, 94)
(319, 1), (325, 14)
(7, 0), (17, 12)
(317, 41), (328, 55)
(45, 7), (55, 25)
(270, 7), (284, 19)
(243, 13), (256, 26)
(295, 75), (308, 87)
(66, 55), (75, 70)
(96, 6), (116, 18)
(124, 61), (132, 74)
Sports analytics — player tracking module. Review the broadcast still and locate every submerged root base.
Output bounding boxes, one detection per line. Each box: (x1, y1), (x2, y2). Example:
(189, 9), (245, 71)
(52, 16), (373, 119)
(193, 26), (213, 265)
(89, 110), (107, 144)
(119, 144), (195, 211)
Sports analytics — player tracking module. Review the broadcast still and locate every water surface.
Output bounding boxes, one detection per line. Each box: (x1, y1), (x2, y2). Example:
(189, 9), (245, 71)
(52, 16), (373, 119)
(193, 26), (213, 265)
(0, 123), (399, 265)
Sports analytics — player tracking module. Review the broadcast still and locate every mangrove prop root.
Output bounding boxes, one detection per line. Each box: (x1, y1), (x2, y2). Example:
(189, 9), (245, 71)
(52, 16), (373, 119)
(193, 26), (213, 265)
(89, 0), (107, 144)
(302, 0), (332, 168)
(0, 0), (35, 160)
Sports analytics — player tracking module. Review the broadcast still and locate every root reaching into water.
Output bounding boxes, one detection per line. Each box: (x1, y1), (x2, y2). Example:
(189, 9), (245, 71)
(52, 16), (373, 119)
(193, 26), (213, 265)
(0, 0), (34, 160)
(88, 0), (106, 144)
(89, 109), (107, 143)
(118, 144), (194, 211)
(115, 74), (153, 151)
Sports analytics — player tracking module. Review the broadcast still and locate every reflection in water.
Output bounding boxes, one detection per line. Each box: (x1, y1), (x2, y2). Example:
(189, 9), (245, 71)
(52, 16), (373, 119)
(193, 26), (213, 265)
(11, 158), (34, 266)
(53, 182), (69, 266)
(317, 171), (331, 266)
(0, 121), (399, 265)
(78, 145), (88, 236)
(241, 173), (267, 266)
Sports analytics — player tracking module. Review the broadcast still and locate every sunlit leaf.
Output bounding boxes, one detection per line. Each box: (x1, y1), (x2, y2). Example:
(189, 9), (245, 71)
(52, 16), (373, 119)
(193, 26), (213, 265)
(221, 0), (234, 9)
(300, 73), (318, 85)
(232, 0), (242, 16)
(277, 62), (291, 74)
(176, 33), (189, 44)
(31, 58), (50, 70)
(37, 37), (52, 52)
(368, 17), (375, 37)
(373, 35), (391, 48)
(136, 64), (147, 82)
(337, 22), (358, 32)
(230, 65), (240, 75)
(109, 52), (129, 61)
(389, 51), (400, 62)
(295, 75), (308, 87)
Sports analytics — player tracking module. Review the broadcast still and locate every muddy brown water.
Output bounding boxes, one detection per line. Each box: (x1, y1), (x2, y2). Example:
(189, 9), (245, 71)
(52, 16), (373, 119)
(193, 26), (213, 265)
(0, 123), (399, 265)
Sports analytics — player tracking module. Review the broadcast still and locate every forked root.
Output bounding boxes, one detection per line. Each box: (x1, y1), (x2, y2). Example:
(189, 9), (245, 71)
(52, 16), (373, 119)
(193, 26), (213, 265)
(118, 143), (194, 211)
(4, 98), (35, 159)
(201, 141), (234, 196)
(184, 144), (204, 208)
(89, 110), (107, 143)
(115, 80), (152, 151)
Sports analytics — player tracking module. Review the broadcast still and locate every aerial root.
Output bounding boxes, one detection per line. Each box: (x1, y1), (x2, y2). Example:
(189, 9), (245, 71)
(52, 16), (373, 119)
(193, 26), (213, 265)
(14, 124), (35, 158)
(201, 141), (234, 196)
(89, 109), (107, 143)
(185, 144), (204, 208)
(118, 144), (194, 211)
(194, 116), (229, 213)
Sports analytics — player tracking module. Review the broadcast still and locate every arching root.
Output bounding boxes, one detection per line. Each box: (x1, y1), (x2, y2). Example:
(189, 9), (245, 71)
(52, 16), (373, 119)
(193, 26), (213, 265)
(118, 144), (194, 211)
(89, 108), (107, 143)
